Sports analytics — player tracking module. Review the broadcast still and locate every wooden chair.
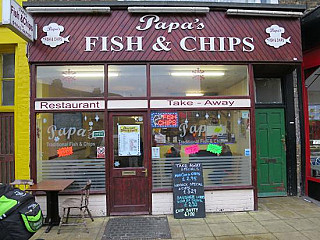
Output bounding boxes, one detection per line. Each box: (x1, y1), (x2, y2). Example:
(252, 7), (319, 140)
(10, 179), (34, 191)
(57, 180), (94, 234)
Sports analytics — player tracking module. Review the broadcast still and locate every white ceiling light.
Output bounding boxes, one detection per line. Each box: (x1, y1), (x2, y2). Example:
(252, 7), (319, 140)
(226, 9), (303, 18)
(26, 7), (111, 13)
(128, 7), (209, 13)
(63, 72), (118, 78)
(186, 92), (204, 97)
(171, 72), (225, 77)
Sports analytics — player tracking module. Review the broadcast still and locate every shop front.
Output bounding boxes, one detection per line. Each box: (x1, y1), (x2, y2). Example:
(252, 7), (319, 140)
(27, 6), (302, 216)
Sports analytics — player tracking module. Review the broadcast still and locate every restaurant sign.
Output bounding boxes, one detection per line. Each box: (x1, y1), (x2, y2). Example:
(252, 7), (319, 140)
(2, 0), (35, 42)
(35, 100), (105, 111)
(30, 11), (302, 62)
(150, 99), (251, 109)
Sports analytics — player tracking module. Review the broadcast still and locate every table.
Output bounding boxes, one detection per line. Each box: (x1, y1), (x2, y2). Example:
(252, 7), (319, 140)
(28, 179), (74, 233)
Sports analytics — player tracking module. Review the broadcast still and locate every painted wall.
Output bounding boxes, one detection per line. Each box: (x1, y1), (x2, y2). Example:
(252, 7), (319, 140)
(0, 0), (30, 180)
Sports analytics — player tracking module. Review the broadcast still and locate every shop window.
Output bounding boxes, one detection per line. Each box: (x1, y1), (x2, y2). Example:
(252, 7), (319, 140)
(151, 110), (251, 189)
(1, 54), (15, 106)
(36, 112), (105, 191)
(108, 65), (147, 97)
(255, 78), (282, 103)
(307, 70), (320, 179)
(150, 65), (248, 97)
(36, 65), (104, 98)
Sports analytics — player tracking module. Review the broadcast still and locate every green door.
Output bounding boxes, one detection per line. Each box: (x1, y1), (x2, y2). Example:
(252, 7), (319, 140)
(255, 109), (287, 197)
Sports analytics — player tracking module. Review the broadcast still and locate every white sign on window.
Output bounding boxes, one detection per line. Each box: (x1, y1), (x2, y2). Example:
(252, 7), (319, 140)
(2, 0), (35, 42)
(118, 125), (141, 156)
(152, 147), (160, 159)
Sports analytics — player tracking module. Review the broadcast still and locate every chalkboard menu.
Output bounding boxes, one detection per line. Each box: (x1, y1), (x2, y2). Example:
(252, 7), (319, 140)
(172, 163), (205, 219)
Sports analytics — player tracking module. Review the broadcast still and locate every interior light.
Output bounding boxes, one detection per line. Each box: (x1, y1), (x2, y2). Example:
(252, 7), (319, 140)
(171, 72), (225, 77)
(186, 92), (204, 97)
(63, 72), (118, 78)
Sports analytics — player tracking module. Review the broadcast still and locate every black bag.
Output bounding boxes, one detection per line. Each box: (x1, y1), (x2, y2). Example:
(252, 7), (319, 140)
(0, 184), (43, 240)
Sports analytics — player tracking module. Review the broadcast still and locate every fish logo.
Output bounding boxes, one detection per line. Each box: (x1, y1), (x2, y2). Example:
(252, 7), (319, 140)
(41, 23), (70, 48)
(265, 24), (291, 49)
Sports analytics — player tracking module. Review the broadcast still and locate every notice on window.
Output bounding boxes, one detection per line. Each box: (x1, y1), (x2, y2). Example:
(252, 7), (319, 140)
(118, 125), (140, 156)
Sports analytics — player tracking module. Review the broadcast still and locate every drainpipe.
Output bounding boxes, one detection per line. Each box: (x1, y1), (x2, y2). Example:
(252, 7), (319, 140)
(293, 69), (302, 197)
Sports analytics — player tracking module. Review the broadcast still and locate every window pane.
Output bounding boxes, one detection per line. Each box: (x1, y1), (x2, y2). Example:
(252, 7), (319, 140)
(36, 112), (105, 191)
(151, 110), (251, 189)
(2, 80), (14, 106)
(3, 54), (15, 78)
(36, 65), (104, 98)
(108, 65), (147, 97)
(255, 78), (282, 103)
(151, 65), (248, 97)
(308, 76), (320, 179)
(112, 116), (144, 168)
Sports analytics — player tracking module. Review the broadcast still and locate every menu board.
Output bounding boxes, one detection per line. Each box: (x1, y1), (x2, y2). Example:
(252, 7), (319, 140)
(172, 163), (205, 219)
(118, 125), (140, 156)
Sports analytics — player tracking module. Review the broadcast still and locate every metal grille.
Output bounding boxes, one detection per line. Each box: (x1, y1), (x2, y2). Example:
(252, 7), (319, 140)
(39, 159), (105, 191)
(0, 113), (14, 184)
(152, 156), (251, 189)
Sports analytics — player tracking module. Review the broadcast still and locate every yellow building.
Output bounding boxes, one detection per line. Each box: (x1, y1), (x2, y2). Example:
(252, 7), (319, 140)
(0, 0), (30, 183)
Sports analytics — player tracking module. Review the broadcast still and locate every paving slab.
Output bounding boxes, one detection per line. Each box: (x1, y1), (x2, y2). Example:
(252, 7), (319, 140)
(234, 221), (269, 235)
(248, 211), (279, 221)
(243, 233), (278, 240)
(284, 218), (318, 231)
(258, 220), (296, 233)
(225, 212), (256, 223)
(273, 232), (310, 240)
(181, 223), (213, 238)
(208, 223), (242, 237)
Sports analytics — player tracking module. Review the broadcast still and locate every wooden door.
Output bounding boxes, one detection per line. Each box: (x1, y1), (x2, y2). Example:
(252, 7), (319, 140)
(0, 113), (14, 184)
(256, 109), (287, 197)
(109, 113), (150, 215)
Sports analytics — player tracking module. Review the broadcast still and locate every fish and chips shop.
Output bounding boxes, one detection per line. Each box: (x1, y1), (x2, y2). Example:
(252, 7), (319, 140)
(25, 2), (303, 216)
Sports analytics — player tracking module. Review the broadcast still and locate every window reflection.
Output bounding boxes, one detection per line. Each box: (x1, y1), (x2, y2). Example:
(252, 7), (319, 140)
(151, 65), (248, 97)
(108, 65), (147, 97)
(36, 112), (105, 191)
(308, 73), (320, 179)
(151, 110), (251, 189)
(36, 65), (104, 98)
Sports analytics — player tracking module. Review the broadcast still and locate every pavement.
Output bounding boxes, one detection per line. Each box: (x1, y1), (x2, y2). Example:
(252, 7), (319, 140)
(31, 196), (320, 240)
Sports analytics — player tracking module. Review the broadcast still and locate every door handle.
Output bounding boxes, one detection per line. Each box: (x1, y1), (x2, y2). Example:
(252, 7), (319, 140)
(281, 135), (286, 151)
(142, 169), (148, 177)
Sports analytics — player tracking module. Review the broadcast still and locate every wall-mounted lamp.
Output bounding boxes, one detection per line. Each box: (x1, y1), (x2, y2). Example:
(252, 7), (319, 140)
(226, 9), (303, 18)
(128, 7), (209, 13)
(26, 7), (111, 13)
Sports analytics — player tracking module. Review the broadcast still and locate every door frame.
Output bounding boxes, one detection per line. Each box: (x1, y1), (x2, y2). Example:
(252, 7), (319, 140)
(106, 111), (151, 216)
(255, 108), (287, 197)
(254, 67), (299, 196)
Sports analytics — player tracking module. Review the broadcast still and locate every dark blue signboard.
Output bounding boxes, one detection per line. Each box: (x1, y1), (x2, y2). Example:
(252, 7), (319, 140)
(151, 112), (179, 128)
(172, 163), (205, 219)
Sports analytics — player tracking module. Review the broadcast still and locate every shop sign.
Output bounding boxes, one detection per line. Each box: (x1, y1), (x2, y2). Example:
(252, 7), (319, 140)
(150, 99), (250, 109)
(85, 15), (254, 53)
(2, 0), (35, 42)
(41, 23), (70, 47)
(35, 100), (105, 111)
(92, 130), (105, 138)
(151, 112), (178, 128)
(265, 25), (291, 49)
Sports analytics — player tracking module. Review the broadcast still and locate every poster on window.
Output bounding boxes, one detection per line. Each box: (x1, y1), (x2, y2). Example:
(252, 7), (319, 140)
(118, 125), (141, 156)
